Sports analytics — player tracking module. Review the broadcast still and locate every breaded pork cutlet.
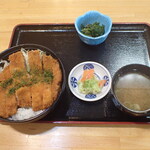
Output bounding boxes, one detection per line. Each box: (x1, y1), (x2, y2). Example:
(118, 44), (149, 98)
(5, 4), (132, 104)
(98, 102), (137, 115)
(28, 50), (44, 110)
(0, 66), (11, 82)
(5, 94), (17, 117)
(8, 51), (32, 108)
(31, 82), (53, 111)
(31, 82), (43, 111)
(15, 86), (32, 108)
(43, 55), (62, 101)
(0, 52), (25, 118)
(29, 50), (61, 110)
(42, 83), (53, 109)
(8, 51), (26, 73)
(28, 50), (54, 110)
(0, 87), (17, 118)
(0, 54), (19, 118)
(28, 50), (42, 71)
(0, 87), (7, 118)
(16, 86), (32, 107)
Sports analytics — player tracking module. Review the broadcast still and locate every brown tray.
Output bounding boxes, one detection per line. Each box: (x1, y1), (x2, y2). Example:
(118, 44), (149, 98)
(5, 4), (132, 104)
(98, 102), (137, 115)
(9, 23), (150, 124)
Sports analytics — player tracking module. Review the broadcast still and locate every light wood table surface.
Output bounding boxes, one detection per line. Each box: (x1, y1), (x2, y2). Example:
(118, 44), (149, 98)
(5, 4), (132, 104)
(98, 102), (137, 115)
(0, 0), (150, 150)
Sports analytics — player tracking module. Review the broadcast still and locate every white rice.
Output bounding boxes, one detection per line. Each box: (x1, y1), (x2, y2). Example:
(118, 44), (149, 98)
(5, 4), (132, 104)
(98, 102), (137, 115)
(9, 108), (43, 121)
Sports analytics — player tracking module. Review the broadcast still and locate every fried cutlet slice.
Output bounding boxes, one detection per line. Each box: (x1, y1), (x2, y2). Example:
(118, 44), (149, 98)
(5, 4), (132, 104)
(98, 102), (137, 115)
(42, 83), (53, 109)
(28, 50), (42, 71)
(31, 83), (53, 110)
(8, 51), (26, 73)
(8, 50), (33, 108)
(42, 55), (62, 100)
(0, 66), (11, 82)
(31, 82), (43, 111)
(28, 50), (44, 111)
(0, 63), (17, 118)
(42, 55), (54, 70)
(51, 59), (62, 100)
(0, 88), (7, 118)
(5, 94), (17, 117)
(0, 87), (17, 118)
(16, 86), (32, 107)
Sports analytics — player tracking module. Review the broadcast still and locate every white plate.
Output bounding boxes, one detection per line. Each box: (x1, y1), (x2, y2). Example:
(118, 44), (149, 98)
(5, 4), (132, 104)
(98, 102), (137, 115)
(68, 61), (112, 101)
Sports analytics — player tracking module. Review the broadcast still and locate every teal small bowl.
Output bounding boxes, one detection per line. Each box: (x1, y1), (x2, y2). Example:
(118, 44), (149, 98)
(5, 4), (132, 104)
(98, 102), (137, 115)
(75, 11), (112, 45)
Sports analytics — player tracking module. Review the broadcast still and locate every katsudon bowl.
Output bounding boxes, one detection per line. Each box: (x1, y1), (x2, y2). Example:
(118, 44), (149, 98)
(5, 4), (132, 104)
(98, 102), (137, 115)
(0, 44), (66, 123)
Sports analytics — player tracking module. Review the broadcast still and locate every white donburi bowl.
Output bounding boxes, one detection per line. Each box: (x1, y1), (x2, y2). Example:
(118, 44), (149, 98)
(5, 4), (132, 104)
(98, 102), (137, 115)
(68, 61), (112, 102)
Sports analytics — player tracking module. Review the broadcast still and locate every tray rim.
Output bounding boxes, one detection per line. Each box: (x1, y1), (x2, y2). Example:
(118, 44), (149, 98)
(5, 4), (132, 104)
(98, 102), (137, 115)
(8, 22), (150, 125)
(9, 22), (150, 49)
(38, 120), (150, 125)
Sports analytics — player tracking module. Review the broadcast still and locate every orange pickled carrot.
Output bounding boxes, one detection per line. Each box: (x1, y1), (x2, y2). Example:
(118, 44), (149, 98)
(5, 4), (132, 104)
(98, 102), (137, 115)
(81, 69), (94, 82)
(99, 80), (106, 87)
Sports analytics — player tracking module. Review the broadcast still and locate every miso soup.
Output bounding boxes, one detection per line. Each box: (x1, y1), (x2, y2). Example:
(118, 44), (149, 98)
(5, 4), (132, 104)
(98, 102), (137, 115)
(114, 73), (150, 111)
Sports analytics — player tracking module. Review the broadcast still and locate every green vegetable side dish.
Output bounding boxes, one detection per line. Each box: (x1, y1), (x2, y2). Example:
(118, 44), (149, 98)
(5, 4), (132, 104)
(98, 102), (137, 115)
(81, 22), (105, 37)
(77, 68), (106, 95)
(78, 77), (101, 94)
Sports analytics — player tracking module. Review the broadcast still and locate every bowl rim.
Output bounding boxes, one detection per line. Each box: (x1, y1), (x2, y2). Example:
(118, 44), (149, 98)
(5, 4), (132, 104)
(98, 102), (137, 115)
(68, 61), (112, 102)
(0, 43), (66, 123)
(75, 10), (112, 40)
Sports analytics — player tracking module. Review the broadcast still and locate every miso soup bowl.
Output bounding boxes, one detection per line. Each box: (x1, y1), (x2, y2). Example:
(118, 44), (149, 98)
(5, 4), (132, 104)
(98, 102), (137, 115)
(111, 64), (150, 117)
